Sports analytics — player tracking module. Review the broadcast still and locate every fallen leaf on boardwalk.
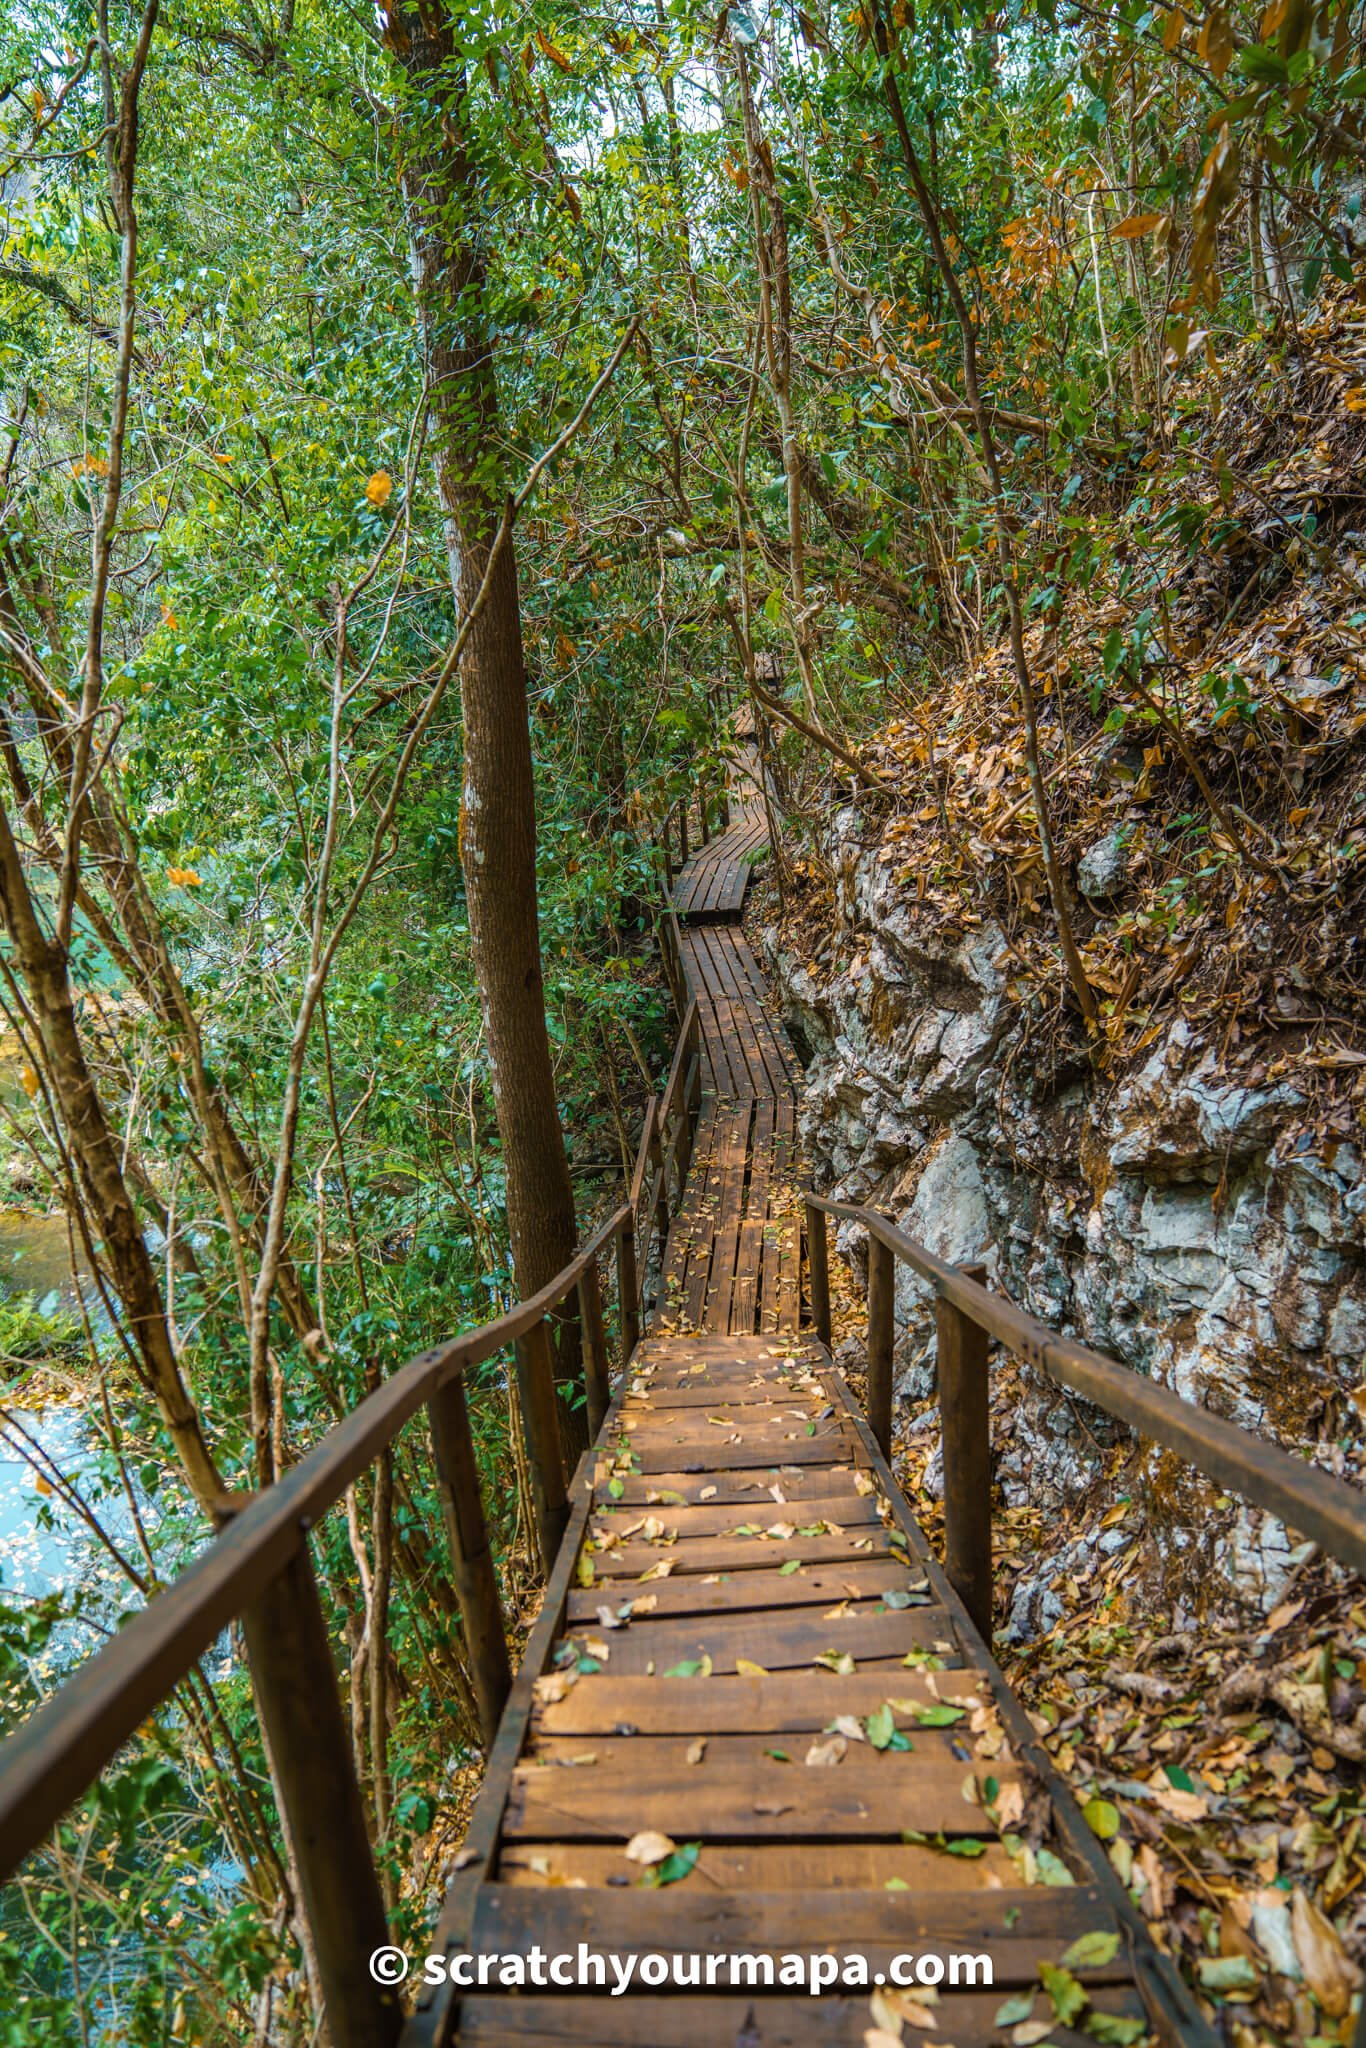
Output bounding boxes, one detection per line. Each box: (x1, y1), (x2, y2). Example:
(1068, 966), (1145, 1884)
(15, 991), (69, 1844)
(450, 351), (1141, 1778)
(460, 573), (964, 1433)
(624, 1830), (676, 1866)
(736, 1657), (769, 1676)
(638, 1558), (675, 1581)
(1291, 1887), (1362, 2015)
(686, 1737), (708, 1765)
(627, 1593), (658, 1615)
(827, 1714), (868, 1742)
(699, 1485), (717, 1501)
(822, 1601), (853, 1620)
(1059, 1930), (1121, 1971)
(451, 1846), (479, 1873)
(866, 1702), (895, 1750)
(594, 1605), (623, 1630)
(855, 1471), (876, 1495)
(864, 2032), (902, 2048)
(806, 1733), (847, 1766)
(767, 1521), (797, 1539)
(753, 1797), (795, 1814)
(815, 1649), (857, 1674)
(579, 1635), (610, 1663)
(533, 1669), (577, 1705)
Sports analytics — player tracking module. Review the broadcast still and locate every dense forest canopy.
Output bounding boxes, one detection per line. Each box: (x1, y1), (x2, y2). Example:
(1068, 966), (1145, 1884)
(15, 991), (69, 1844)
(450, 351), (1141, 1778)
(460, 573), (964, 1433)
(2, 0), (1364, 2037)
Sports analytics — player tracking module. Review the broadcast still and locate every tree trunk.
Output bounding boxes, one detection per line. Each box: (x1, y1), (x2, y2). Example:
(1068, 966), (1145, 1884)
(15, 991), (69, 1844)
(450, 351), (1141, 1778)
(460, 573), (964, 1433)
(384, 2), (584, 1452)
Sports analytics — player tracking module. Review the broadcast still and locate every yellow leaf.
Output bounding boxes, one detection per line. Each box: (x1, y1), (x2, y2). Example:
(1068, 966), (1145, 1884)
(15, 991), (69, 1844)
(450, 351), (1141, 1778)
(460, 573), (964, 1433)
(736, 1657), (769, 1677)
(166, 867), (202, 889)
(19, 1064), (39, 1100)
(624, 1829), (676, 1865)
(365, 470), (393, 508)
(1113, 212), (1163, 239)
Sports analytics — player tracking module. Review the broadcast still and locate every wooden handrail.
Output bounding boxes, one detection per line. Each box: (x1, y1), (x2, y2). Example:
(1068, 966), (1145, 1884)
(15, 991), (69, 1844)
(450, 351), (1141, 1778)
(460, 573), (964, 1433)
(0, 1193), (629, 1881)
(0, 946), (705, 2047)
(805, 1193), (1366, 1609)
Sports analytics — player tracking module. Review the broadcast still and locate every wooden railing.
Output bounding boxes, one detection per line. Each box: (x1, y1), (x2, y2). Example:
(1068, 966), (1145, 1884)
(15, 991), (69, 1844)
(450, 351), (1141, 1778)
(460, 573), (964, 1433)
(0, 1006), (702, 2048)
(805, 1195), (1366, 1638)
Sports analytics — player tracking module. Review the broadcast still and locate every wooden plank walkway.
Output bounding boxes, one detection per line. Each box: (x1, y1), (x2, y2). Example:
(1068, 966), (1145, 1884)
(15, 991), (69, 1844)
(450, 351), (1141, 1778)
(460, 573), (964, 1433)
(416, 726), (1198, 2046)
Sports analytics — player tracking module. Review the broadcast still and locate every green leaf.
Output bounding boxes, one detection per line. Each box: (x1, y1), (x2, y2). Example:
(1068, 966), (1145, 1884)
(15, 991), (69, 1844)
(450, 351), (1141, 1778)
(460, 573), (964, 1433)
(1196, 1955), (1258, 1991)
(1083, 1797), (1120, 1841)
(1060, 1931), (1122, 1972)
(1035, 1849), (1077, 1886)
(911, 1702), (965, 1725)
(866, 1702), (895, 1750)
(1085, 2016), (1148, 2045)
(646, 1841), (700, 1887)
(1039, 1962), (1088, 2027)
(778, 1559), (801, 1576)
(995, 1991), (1037, 2027)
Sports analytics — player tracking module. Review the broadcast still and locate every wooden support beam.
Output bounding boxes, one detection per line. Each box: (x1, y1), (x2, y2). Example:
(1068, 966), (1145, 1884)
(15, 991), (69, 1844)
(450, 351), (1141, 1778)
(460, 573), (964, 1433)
(938, 1263), (992, 1641)
(577, 1259), (612, 1437)
(806, 1197), (831, 1349)
(241, 1541), (401, 2048)
(513, 1319), (571, 1572)
(617, 1218), (640, 1364)
(427, 1374), (512, 1745)
(866, 1234), (895, 1457)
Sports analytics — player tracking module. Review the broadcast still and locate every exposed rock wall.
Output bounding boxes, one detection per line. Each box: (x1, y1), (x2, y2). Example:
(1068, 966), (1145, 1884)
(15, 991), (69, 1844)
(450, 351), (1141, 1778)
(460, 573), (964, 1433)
(764, 808), (1365, 1621)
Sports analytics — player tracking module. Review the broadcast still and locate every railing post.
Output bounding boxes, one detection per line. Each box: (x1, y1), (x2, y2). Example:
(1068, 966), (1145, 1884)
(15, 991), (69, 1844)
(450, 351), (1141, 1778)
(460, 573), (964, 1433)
(679, 798), (689, 865)
(866, 1233), (895, 1458)
(577, 1258), (612, 1438)
(806, 1198), (831, 1350)
(241, 1538), (401, 2048)
(513, 1318), (571, 1572)
(937, 1265), (993, 1642)
(427, 1371), (512, 1746)
(617, 1215), (641, 1365)
(648, 1119), (669, 1236)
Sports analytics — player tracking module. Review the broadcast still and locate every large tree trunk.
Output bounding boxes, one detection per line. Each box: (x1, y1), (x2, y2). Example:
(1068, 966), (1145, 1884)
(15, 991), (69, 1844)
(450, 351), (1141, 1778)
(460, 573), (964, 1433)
(384, 2), (583, 1450)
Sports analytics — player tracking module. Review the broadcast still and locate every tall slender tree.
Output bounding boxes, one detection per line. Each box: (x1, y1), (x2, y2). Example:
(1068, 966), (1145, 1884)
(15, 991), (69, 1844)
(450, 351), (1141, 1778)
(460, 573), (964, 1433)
(381, 0), (583, 1435)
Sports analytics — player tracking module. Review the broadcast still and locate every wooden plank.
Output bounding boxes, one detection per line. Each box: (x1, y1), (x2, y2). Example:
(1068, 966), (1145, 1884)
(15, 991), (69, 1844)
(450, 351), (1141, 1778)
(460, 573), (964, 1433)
(589, 1492), (880, 1539)
(455, 1992), (1147, 2046)
(624, 1431), (859, 1473)
(470, 1885), (1128, 1983)
(503, 1760), (1012, 1840)
(527, 1730), (979, 1773)
(495, 1838), (1019, 1890)
(532, 1668), (989, 1737)
(591, 1529), (906, 1579)
(567, 1560), (921, 1621)
(592, 1466), (869, 1505)
(559, 1605), (957, 1675)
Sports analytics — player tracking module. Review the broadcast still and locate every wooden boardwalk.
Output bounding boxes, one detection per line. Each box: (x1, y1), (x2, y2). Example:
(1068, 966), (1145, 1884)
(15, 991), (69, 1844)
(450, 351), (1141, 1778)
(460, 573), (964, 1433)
(417, 736), (1197, 2047)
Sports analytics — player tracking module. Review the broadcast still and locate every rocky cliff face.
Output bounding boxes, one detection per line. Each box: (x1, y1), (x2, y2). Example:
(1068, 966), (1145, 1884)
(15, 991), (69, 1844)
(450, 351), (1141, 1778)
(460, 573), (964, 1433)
(763, 807), (1365, 1626)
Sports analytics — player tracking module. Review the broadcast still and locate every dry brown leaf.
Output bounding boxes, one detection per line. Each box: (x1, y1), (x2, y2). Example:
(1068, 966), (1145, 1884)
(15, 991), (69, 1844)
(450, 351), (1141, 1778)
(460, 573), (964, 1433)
(624, 1829), (676, 1866)
(1291, 1888), (1362, 2016)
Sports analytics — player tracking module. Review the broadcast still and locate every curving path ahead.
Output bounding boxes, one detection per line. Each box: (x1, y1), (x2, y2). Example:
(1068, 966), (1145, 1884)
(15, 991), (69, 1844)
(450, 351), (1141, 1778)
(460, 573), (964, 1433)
(413, 718), (1207, 2048)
